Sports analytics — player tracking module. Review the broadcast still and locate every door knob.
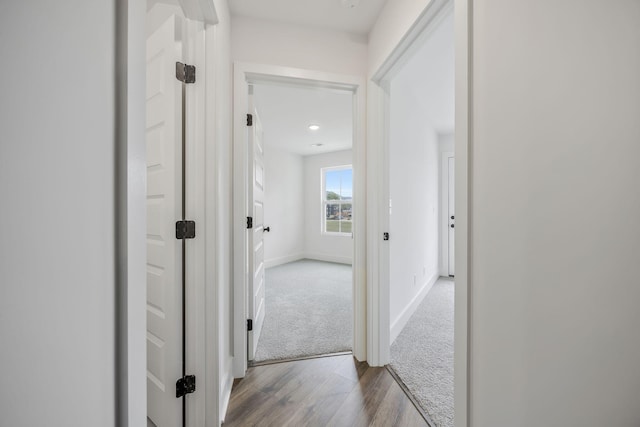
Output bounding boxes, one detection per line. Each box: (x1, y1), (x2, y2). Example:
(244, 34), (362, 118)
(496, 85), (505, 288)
(263, 226), (270, 232)
(450, 224), (454, 228)
(451, 215), (455, 220)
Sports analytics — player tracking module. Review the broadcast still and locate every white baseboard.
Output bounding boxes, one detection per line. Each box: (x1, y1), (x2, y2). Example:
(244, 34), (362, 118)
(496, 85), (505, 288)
(390, 273), (439, 345)
(303, 252), (352, 265)
(219, 360), (234, 424)
(264, 253), (304, 269)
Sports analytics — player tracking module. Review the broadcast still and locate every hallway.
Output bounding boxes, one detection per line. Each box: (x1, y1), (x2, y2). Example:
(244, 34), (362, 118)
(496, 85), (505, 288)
(224, 355), (428, 426)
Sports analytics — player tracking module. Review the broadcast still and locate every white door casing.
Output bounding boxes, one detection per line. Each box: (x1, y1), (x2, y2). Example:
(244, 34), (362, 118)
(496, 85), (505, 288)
(146, 15), (183, 427)
(233, 64), (367, 376)
(447, 156), (455, 276)
(247, 103), (266, 360)
(441, 151), (455, 277)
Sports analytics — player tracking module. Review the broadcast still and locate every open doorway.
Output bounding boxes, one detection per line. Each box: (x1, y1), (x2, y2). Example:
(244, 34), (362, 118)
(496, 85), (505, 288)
(381, 3), (455, 427)
(232, 64), (367, 378)
(246, 83), (355, 364)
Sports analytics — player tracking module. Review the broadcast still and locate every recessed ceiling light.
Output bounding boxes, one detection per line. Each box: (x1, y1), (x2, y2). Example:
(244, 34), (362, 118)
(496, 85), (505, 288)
(311, 143), (323, 147)
(308, 124), (320, 131)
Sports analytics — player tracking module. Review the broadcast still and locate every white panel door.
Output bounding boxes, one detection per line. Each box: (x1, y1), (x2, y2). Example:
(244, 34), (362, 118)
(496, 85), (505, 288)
(447, 156), (455, 276)
(247, 107), (266, 361)
(146, 15), (183, 427)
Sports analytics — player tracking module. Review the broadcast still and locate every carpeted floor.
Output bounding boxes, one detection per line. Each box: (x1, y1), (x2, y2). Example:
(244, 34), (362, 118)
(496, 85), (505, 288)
(254, 259), (353, 362)
(390, 278), (454, 427)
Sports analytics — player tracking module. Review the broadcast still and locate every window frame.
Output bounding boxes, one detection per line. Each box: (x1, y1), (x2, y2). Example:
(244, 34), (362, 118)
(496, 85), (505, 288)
(321, 164), (353, 236)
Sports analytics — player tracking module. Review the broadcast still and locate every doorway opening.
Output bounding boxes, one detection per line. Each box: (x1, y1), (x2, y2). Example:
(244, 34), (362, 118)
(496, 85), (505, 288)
(247, 83), (355, 364)
(375, 1), (456, 426)
(233, 64), (367, 378)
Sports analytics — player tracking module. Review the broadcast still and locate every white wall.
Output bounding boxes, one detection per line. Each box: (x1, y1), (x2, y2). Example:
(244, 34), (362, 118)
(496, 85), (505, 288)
(388, 93), (440, 342)
(0, 1), (117, 425)
(304, 150), (354, 264)
(126, 0), (148, 425)
(264, 148), (305, 267)
(387, 8), (454, 343)
(469, 1), (640, 426)
(231, 16), (368, 76)
(368, 0), (434, 75)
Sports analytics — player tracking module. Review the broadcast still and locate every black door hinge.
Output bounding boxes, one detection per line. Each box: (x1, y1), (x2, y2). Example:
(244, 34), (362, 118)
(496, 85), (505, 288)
(247, 113), (253, 126)
(176, 375), (196, 398)
(176, 220), (196, 239)
(247, 216), (253, 229)
(176, 62), (196, 84)
(247, 319), (253, 331)
(383, 232), (390, 241)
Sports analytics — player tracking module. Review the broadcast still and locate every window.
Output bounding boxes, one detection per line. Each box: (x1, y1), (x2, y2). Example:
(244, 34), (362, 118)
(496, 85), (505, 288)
(322, 166), (353, 235)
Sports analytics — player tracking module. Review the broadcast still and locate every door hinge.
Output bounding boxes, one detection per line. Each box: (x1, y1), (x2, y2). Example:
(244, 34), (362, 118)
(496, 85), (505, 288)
(247, 113), (253, 126)
(176, 220), (196, 239)
(247, 319), (253, 331)
(383, 232), (390, 241)
(246, 216), (253, 229)
(176, 62), (196, 84)
(176, 375), (196, 398)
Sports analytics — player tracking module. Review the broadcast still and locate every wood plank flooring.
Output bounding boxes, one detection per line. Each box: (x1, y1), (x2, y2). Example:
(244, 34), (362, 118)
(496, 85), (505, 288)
(223, 354), (429, 427)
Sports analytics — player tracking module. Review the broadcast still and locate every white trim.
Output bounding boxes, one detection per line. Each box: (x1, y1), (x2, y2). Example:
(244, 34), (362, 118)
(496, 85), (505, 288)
(123, 1), (219, 426)
(233, 62), (367, 377)
(303, 253), (353, 265)
(390, 273), (439, 344)
(182, 18), (208, 427)
(365, 81), (389, 367)
(454, 1), (471, 426)
(264, 253), (305, 269)
(372, 0), (454, 83)
(203, 19), (221, 427)
(218, 367), (234, 424)
(441, 151), (455, 276)
(117, 1), (147, 425)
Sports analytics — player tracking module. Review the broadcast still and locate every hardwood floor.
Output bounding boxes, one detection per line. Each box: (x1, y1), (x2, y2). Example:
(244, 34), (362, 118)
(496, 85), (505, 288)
(223, 354), (430, 427)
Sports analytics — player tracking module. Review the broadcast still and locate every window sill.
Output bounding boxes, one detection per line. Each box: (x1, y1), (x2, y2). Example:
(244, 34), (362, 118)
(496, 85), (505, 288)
(322, 232), (353, 238)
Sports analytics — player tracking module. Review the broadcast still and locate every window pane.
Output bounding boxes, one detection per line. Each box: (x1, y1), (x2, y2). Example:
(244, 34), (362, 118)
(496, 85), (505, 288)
(339, 203), (352, 233)
(340, 203), (352, 220)
(325, 203), (340, 233)
(325, 170), (341, 200)
(338, 169), (353, 200)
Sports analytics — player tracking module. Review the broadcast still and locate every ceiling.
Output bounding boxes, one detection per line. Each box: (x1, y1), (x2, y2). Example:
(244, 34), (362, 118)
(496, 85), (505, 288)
(229, 0), (387, 35)
(252, 84), (353, 156)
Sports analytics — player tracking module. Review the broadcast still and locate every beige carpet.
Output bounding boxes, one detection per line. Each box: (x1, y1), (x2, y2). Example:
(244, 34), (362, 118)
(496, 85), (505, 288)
(254, 259), (352, 362)
(390, 277), (454, 427)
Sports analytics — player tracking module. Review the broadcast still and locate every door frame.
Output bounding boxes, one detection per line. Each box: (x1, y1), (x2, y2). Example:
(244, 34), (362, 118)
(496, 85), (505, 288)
(441, 151), (455, 276)
(118, 1), (218, 426)
(232, 62), (367, 377)
(367, 0), (471, 425)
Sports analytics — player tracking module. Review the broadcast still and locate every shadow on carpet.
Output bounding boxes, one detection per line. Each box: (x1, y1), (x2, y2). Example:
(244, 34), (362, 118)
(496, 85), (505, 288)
(254, 259), (352, 362)
(390, 278), (454, 427)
